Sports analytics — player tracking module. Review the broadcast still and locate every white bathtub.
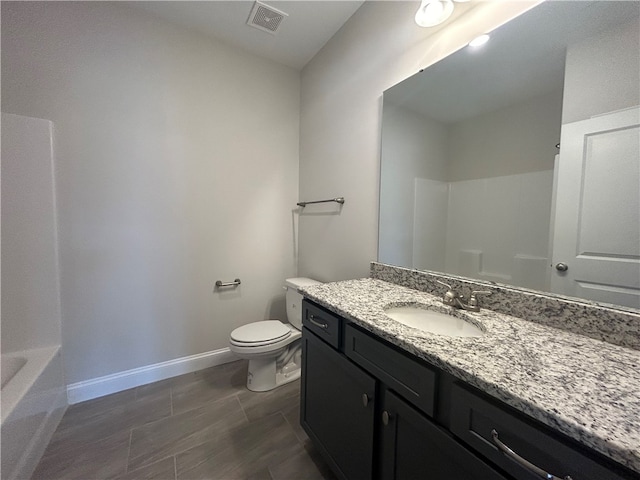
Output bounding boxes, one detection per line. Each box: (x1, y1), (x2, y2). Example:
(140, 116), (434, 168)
(1, 346), (67, 480)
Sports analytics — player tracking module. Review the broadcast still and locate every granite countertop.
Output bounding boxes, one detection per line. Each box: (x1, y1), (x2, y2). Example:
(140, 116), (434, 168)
(299, 278), (640, 474)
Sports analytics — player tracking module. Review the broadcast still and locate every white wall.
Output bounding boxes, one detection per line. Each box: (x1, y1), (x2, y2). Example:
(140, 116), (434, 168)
(1, 114), (62, 354)
(298, 0), (541, 282)
(1, 2), (300, 384)
(562, 17), (640, 124)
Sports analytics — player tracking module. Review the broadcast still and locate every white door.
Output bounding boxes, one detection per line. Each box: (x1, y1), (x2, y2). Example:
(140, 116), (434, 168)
(550, 107), (640, 309)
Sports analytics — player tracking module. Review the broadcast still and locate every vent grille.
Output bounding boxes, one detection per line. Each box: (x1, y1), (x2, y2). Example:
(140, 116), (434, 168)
(247, 1), (288, 34)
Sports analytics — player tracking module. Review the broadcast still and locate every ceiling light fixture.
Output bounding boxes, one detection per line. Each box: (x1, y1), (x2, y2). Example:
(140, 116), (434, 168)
(468, 34), (490, 47)
(415, 0), (455, 28)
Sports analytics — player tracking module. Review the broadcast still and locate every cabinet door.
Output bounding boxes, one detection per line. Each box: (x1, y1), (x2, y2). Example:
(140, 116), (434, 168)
(301, 328), (376, 480)
(380, 390), (509, 480)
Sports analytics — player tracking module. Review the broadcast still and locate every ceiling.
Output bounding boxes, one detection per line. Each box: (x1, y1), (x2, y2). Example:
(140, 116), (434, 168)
(129, 1), (366, 70)
(384, 0), (640, 124)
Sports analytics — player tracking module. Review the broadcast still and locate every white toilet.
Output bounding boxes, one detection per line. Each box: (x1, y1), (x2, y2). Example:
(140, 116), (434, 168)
(229, 277), (320, 392)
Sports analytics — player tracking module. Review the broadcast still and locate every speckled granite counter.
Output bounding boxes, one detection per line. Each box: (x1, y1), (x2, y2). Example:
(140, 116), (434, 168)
(299, 278), (640, 475)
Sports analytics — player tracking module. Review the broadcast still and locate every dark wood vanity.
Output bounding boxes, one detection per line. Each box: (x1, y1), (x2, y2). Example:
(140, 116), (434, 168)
(300, 299), (638, 480)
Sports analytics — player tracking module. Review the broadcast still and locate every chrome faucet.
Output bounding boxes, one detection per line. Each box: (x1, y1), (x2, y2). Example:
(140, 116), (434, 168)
(436, 280), (492, 312)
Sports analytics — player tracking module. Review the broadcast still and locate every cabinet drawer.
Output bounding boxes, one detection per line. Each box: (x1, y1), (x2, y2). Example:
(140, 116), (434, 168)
(450, 383), (633, 480)
(344, 324), (436, 417)
(302, 300), (342, 349)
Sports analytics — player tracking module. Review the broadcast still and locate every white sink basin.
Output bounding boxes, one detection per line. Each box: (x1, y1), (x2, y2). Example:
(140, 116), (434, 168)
(383, 304), (484, 338)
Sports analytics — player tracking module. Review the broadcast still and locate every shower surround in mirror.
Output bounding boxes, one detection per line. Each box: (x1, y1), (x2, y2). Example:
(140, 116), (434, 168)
(378, 1), (640, 309)
(381, 90), (560, 291)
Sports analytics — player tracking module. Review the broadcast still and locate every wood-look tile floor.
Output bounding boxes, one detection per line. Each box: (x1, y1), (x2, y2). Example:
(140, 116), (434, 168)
(32, 360), (337, 480)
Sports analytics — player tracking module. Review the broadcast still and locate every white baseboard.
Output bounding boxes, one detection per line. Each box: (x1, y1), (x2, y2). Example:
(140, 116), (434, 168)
(67, 348), (238, 404)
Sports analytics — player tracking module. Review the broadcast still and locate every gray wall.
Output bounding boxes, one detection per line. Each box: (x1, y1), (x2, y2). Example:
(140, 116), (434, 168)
(2, 2), (300, 384)
(562, 17), (640, 124)
(448, 89), (562, 181)
(298, 0), (539, 282)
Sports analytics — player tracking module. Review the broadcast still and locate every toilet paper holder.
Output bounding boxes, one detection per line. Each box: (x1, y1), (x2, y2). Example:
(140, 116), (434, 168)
(215, 278), (241, 288)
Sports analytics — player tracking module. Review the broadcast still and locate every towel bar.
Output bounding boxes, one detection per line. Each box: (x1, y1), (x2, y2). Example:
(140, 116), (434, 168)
(297, 197), (344, 207)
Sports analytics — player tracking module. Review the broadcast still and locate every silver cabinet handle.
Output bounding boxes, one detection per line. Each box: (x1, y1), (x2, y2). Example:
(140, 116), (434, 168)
(308, 314), (328, 329)
(491, 430), (573, 480)
(382, 411), (391, 426)
(362, 393), (370, 407)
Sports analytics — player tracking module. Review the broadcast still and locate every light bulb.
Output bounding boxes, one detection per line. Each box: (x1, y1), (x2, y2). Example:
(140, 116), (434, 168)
(468, 34), (490, 47)
(415, 0), (455, 27)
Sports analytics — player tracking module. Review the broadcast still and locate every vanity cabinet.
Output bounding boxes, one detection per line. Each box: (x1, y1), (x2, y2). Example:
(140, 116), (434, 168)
(301, 300), (507, 480)
(301, 326), (376, 480)
(300, 299), (638, 480)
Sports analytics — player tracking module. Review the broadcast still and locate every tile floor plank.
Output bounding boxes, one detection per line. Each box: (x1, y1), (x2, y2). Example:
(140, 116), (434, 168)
(237, 380), (300, 422)
(32, 428), (130, 480)
(174, 412), (304, 480)
(31, 360), (335, 480)
(115, 456), (177, 480)
(52, 386), (171, 448)
(171, 361), (247, 416)
(269, 445), (337, 480)
(127, 396), (248, 472)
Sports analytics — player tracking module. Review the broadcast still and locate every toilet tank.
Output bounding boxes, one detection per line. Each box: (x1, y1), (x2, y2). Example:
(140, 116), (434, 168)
(285, 277), (321, 330)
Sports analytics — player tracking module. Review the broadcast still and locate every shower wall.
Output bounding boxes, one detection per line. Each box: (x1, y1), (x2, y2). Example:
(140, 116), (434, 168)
(403, 89), (562, 289)
(1, 113), (62, 353)
(443, 170), (554, 289)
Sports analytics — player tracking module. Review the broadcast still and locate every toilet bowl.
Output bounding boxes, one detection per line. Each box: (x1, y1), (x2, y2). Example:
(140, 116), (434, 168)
(229, 277), (320, 392)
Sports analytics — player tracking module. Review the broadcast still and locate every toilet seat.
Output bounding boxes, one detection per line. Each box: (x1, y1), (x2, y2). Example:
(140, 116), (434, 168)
(228, 277), (319, 392)
(230, 320), (292, 347)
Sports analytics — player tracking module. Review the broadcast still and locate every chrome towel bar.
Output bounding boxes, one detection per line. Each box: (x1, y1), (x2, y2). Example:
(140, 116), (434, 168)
(215, 278), (241, 288)
(297, 197), (344, 207)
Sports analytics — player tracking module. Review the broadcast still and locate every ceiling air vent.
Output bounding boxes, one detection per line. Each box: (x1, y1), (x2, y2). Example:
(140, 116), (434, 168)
(247, 1), (288, 34)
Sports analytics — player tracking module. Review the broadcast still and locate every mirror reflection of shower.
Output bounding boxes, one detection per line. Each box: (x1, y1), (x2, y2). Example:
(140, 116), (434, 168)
(378, 1), (640, 307)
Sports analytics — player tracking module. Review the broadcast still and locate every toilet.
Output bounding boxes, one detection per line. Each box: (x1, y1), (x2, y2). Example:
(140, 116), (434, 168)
(229, 277), (320, 392)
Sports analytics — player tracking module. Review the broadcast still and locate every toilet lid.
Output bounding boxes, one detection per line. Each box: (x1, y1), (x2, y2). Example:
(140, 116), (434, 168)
(230, 320), (291, 344)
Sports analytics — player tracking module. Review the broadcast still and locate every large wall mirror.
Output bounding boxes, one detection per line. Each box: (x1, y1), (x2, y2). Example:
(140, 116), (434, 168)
(379, 1), (640, 309)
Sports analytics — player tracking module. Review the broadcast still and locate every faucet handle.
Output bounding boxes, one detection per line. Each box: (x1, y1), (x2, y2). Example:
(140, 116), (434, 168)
(436, 280), (459, 306)
(468, 290), (492, 309)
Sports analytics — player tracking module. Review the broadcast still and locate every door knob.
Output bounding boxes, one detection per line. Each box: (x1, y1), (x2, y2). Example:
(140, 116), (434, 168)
(555, 263), (569, 272)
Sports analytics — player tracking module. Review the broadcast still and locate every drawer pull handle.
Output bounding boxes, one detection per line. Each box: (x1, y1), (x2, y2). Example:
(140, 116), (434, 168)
(382, 411), (391, 426)
(491, 430), (573, 480)
(308, 314), (328, 330)
(362, 393), (370, 407)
